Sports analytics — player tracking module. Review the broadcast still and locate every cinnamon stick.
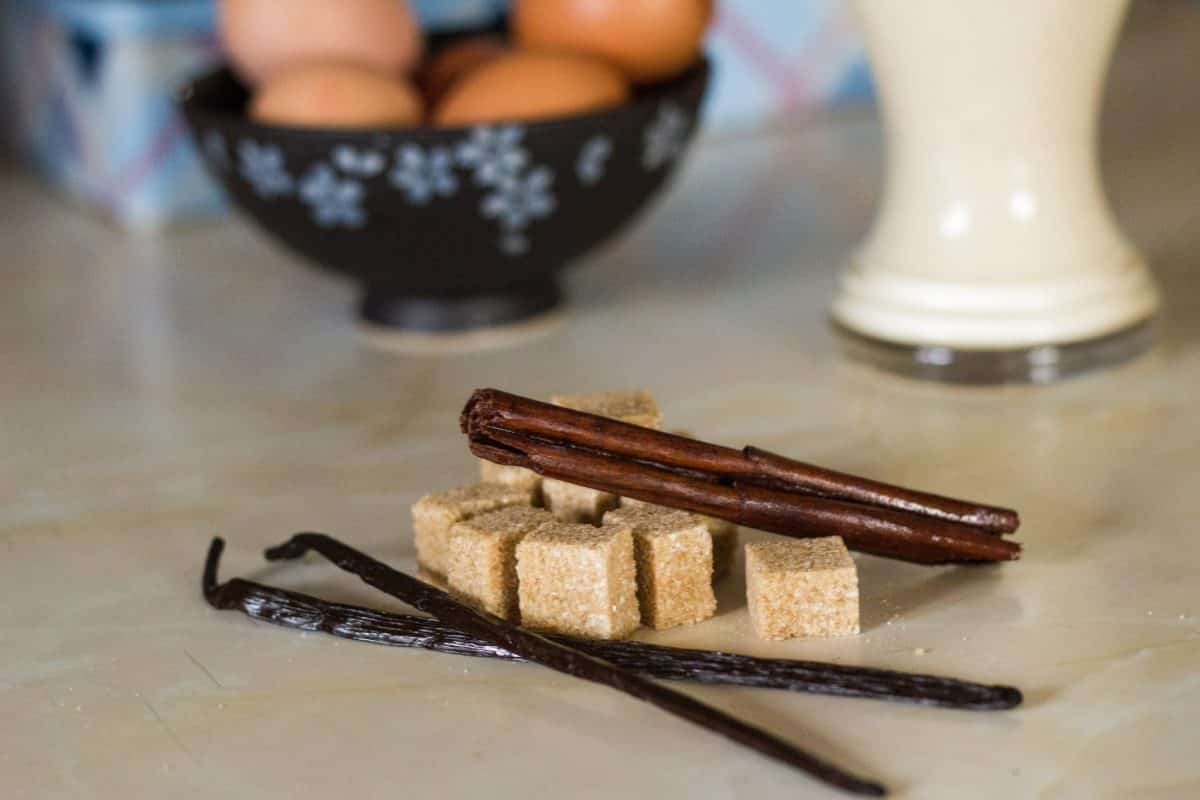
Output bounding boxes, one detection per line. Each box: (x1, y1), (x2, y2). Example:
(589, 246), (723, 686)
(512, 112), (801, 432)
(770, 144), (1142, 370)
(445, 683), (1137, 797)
(463, 389), (1019, 533)
(462, 389), (1021, 565)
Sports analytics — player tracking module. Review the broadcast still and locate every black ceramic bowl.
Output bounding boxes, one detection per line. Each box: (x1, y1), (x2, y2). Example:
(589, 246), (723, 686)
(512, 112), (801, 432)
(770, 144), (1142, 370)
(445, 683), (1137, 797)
(179, 58), (710, 333)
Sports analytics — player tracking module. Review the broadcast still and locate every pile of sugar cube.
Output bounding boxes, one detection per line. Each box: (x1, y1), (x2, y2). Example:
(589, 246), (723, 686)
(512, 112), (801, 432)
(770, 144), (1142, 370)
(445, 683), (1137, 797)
(413, 391), (860, 641)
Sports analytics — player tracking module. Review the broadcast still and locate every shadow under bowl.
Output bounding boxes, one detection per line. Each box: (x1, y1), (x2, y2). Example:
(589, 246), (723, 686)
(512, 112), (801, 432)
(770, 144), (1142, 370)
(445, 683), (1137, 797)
(179, 59), (710, 334)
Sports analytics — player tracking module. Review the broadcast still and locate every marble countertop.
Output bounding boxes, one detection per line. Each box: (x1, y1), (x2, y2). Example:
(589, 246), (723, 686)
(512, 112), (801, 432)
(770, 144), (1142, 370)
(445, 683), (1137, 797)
(4, 9), (1199, 799)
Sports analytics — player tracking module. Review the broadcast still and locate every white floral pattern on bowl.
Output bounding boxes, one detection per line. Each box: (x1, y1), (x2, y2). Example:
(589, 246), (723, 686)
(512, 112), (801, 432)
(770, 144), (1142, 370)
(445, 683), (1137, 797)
(218, 104), (694, 253)
(238, 140), (293, 198)
(456, 126), (529, 187)
(299, 164), (366, 229)
(481, 166), (556, 229)
(332, 146), (386, 178)
(390, 144), (459, 205)
(577, 135), (613, 186)
(643, 103), (692, 170)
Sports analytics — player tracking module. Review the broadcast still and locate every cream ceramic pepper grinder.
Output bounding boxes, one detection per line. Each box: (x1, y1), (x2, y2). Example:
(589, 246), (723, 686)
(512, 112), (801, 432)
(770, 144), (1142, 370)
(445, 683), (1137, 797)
(833, 0), (1160, 383)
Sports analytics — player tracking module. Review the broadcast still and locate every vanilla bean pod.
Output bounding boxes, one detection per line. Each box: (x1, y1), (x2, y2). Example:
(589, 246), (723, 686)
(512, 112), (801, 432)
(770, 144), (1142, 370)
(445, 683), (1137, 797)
(202, 539), (1021, 711)
(261, 533), (887, 796)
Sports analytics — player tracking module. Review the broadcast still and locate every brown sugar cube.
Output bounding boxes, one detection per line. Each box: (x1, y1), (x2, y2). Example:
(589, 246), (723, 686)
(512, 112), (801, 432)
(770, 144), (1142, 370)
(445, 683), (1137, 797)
(745, 537), (860, 640)
(516, 521), (640, 639)
(541, 480), (620, 524)
(621, 496), (739, 582)
(411, 483), (534, 581)
(478, 460), (543, 506)
(446, 506), (554, 621)
(542, 390), (663, 524)
(548, 390), (664, 430)
(603, 506), (715, 630)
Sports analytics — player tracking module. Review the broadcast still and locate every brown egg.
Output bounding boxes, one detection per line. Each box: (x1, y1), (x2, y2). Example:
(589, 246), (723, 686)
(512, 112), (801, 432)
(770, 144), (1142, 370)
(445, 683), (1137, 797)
(251, 63), (424, 129)
(417, 36), (509, 105)
(512, 0), (709, 84)
(220, 0), (424, 85)
(434, 51), (629, 126)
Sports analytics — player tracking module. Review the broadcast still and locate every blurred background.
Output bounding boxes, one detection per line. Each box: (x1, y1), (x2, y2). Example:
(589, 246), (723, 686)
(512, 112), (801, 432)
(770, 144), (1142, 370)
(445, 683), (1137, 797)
(0, 0), (874, 230)
(0, 2), (1187, 230)
(0, 1), (1190, 233)
(0, 0), (1193, 355)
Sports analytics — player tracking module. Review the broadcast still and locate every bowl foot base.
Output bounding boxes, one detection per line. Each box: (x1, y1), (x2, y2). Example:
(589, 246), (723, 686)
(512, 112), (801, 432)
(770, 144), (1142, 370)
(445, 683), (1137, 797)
(360, 280), (562, 332)
(833, 319), (1157, 385)
(357, 281), (565, 354)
